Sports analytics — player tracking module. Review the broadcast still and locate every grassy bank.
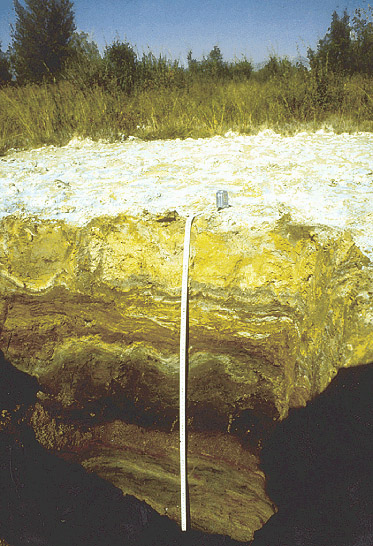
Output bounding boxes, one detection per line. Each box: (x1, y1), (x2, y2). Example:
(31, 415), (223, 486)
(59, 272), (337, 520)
(0, 71), (372, 155)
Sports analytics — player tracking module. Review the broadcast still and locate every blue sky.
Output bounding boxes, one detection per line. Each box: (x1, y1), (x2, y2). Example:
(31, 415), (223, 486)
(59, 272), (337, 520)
(0, 0), (370, 64)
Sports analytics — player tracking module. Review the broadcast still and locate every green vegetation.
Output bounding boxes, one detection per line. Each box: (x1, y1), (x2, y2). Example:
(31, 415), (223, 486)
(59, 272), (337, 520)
(0, 43), (12, 87)
(308, 8), (373, 75)
(9, 0), (76, 83)
(0, 3), (372, 155)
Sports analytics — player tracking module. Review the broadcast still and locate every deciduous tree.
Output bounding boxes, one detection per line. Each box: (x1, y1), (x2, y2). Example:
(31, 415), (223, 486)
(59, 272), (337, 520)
(351, 6), (373, 74)
(308, 10), (353, 74)
(63, 31), (103, 87)
(10, 0), (76, 83)
(0, 44), (12, 85)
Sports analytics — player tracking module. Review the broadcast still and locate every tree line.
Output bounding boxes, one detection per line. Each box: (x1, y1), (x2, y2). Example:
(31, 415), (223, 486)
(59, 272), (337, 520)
(0, 0), (372, 90)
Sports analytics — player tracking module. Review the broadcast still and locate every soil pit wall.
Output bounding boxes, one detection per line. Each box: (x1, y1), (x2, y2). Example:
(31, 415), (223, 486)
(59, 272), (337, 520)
(0, 212), (372, 541)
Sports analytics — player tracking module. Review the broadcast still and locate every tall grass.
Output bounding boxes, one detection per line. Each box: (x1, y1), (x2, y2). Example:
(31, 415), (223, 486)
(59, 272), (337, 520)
(0, 70), (372, 155)
(0, 82), (138, 154)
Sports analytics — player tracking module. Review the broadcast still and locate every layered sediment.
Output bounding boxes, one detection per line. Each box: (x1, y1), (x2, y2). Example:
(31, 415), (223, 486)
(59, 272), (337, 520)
(0, 211), (372, 541)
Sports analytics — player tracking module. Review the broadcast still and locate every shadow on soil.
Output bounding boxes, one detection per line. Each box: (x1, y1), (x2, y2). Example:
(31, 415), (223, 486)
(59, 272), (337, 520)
(0, 349), (244, 546)
(252, 362), (373, 546)
(1, 349), (373, 546)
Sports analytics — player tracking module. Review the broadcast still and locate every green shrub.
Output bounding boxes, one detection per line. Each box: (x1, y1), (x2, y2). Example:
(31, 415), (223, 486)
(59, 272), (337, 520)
(102, 40), (137, 93)
(136, 52), (186, 90)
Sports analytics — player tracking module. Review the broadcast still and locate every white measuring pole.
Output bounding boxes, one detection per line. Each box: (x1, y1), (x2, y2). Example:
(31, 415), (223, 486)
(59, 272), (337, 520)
(179, 214), (195, 532)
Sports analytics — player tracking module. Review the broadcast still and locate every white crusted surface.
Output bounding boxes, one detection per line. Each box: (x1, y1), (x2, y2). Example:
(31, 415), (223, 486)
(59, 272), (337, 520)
(0, 130), (372, 260)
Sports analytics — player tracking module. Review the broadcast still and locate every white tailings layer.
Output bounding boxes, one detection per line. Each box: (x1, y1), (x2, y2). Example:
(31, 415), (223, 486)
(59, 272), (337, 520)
(0, 130), (372, 260)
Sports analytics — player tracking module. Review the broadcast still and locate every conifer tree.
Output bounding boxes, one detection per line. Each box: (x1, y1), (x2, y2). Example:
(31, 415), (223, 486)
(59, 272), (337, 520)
(10, 0), (76, 83)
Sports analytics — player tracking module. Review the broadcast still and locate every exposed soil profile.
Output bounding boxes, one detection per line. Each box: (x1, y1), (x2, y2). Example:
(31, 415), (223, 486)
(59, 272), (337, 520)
(0, 131), (372, 544)
(1, 351), (373, 545)
(0, 349), (243, 546)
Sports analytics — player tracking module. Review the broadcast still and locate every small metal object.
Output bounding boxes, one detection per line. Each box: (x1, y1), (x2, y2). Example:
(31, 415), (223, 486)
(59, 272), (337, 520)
(216, 190), (229, 210)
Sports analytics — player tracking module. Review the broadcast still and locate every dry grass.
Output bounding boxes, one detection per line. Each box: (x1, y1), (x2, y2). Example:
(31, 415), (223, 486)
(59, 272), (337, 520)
(0, 72), (372, 155)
